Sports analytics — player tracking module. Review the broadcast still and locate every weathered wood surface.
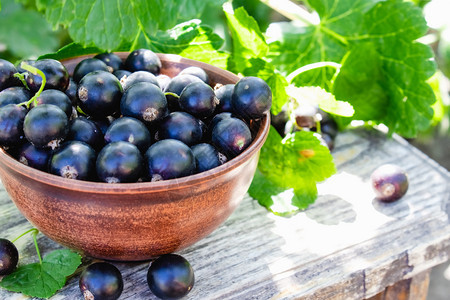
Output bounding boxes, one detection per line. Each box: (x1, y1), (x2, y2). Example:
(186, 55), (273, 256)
(0, 128), (449, 300)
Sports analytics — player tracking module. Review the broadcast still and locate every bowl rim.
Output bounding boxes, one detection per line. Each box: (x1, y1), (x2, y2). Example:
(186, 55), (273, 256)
(0, 54), (271, 194)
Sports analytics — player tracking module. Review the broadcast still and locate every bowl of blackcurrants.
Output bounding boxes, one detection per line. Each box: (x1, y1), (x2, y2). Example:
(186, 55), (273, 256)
(0, 50), (271, 261)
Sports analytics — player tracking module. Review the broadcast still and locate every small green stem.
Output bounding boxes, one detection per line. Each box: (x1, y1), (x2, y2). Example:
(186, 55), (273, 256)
(286, 61), (342, 83)
(11, 228), (39, 243)
(32, 230), (43, 264)
(18, 62), (46, 108)
(259, 0), (319, 25)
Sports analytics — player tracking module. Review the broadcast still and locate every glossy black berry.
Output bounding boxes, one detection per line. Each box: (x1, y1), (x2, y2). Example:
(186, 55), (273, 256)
(0, 238), (19, 275)
(79, 262), (123, 300)
(49, 141), (96, 180)
(164, 74), (203, 111)
(68, 117), (104, 151)
(320, 119), (338, 139)
(25, 59), (69, 93)
(65, 78), (79, 106)
(0, 104), (27, 147)
(94, 52), (124, 73)
(293, 102), (319, 129)
(0, 87), (31, 108)
(179, 66), (209, 84)
(16, 142), (52, 171)
(72, 58), (110, 83)
(104, 117), (151, 152)
(371, 164), (409, 202)
(232, 76), (272, 119)
(23, 104), (69, 149)
(157, 112), (203, 146)
(0, 59), (19, 91)
(34, 89), (73, 118)
(191, 143), (226, 173)
(145, 139), (196, 181)
(96, 141), (144, 183)
(120, 82), (168, 125)
(125, 49), (161, 74)
(77, 71), (123, 118)
(147, 254), (195, 300)
(113, 69), (131, 81)
(179, 81), (218, 119)
(214, 84), (234, 113)
(211, 117), (252, 158)
(121, 70), (159, 91)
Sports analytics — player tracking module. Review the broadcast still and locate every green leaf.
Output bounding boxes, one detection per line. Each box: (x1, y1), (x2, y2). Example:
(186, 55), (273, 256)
(39, 43), (103, 60)
(0, 249), (81, 299)
(267, 0), (436, 138)
(249, 127), (336, 214)
(148, 20), (230, 69)
(35, 0), (226, 52)
(286, 85), (354, 117)
(0, 1), (59, 59)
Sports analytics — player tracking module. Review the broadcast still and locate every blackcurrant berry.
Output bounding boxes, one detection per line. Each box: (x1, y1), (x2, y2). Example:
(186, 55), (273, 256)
(145, 139), (196, 181)
(68, 117), (104, 151)
(0, 87), (31, 108)
(79, 262), (123, 300)
(120, 82), (168, 125)
(191, 143), (226, 173)
(65, 78), (79, 106)
(157, 112), (203, 146)
(293, 102), (319, 129)
(211, 117), (252, 158)
(164, 74), (203, 111)
(214, 84), (234, 113)
(104, 117), (152, 152)
(371, 164), (409, 202)
(73, 58), (110, 83)
(77, 71), (123, 118)
(179, 81), (218, 119)
(147, 254), (195, 300)
(94, 52), (124, 73)
(0, 104), (27, 147)
(49, 141), (96, 180)
(0, 59), (19, 91)
(34, 89), (73, 118)
(113, 69), (131, 81)
(232, 76), (272, 119)
(25, 59), (69, 93)
(121, 70), (159, 91)
(179, 66), (209, 84)
(0, 238), (19, 275)
(96, 141), (144, 183)
(16, 142), (52, 171)
(23, 104), (69, 149)
(125, 49), (161, 74)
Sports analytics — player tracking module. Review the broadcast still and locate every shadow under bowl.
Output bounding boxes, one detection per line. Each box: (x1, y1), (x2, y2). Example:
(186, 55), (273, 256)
(0, 53), (270, 261)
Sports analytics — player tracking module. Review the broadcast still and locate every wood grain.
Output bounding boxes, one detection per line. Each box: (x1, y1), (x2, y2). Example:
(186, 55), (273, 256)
(0, 127), (449, 299)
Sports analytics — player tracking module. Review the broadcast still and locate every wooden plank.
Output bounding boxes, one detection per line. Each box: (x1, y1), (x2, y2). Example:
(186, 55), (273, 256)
(0, 128), (449, 299)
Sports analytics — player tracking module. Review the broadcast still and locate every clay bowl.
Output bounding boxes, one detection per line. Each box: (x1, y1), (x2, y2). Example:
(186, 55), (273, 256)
(0, 53), (270, 261)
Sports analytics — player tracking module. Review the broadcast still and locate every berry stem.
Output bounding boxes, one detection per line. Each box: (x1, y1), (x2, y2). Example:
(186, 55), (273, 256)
(286, 61), (341, 83)
(19, 62), (47, 108)
(11, 227), (39, 243)
(11, 227), (43, 264)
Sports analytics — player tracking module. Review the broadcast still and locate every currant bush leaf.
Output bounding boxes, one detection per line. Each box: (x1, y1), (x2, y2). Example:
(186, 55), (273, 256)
(0, 249), (81, 299)
(267, 0), (436, 137)
(35, 0), (225, 51)
(286, 85), (354, 117)
(249, 127), (336, 214)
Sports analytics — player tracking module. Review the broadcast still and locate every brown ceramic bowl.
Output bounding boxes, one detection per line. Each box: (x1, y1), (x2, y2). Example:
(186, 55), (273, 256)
(0, 53), (270, 261)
